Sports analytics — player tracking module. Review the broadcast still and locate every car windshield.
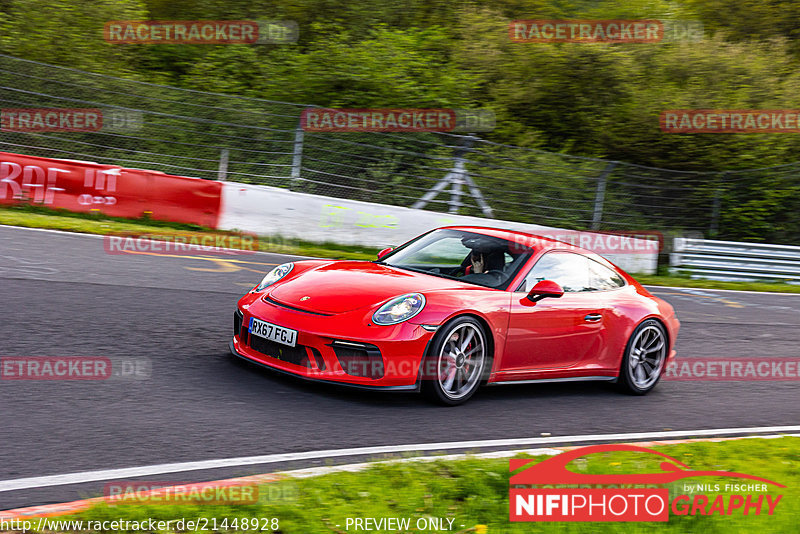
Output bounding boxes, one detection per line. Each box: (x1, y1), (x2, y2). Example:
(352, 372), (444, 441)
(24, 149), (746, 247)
(379, 229), (535, 290)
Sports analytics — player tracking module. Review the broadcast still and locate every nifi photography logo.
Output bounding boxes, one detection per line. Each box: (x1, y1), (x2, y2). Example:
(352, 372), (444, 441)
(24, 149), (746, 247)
(509, 444), (784, 522)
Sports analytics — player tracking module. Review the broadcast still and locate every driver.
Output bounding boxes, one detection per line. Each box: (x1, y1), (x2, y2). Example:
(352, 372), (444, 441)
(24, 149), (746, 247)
(462, 248), (507, 286)
(468, 250), (505, 273)
(470, 251), (486, 274)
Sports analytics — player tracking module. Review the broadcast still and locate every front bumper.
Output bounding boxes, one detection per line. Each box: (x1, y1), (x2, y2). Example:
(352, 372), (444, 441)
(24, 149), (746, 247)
(230, 341), (419, 391)
(232, 293), (436, 388)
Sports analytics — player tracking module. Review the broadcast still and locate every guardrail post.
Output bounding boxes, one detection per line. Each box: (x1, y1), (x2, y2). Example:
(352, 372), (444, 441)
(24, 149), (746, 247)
(591, 162), (616, 230)
(291, 119), (304, 187)
(217, 148), (229, 181)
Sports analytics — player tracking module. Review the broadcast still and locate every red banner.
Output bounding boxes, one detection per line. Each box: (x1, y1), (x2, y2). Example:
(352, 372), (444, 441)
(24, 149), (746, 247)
(0, 152), (221, 228)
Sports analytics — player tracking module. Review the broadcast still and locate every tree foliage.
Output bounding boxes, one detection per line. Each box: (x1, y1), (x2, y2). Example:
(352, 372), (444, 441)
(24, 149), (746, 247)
(1, 0), (800, 241)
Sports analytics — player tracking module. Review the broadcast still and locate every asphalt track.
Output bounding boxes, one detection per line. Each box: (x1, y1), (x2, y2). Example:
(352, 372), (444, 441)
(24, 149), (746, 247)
(1, 225), (799, 509)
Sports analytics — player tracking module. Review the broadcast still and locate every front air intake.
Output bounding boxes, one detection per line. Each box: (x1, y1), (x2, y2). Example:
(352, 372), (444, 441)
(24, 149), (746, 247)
(330, 341), (384, 379)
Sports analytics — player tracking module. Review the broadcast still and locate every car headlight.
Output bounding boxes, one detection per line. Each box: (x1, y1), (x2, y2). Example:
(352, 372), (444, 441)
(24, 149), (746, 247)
(254, 262), (294, 292)
(372, 293), (426, 325)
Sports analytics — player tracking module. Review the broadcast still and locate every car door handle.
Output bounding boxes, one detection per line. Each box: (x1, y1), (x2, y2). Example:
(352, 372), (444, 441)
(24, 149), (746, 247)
(584, 313), (603, 322)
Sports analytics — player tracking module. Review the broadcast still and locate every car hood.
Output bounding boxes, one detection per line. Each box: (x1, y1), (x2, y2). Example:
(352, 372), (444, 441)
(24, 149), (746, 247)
(268, 261), (474, 314)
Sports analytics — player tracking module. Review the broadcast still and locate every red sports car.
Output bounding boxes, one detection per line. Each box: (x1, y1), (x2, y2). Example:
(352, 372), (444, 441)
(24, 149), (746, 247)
(231, 226), (679, 405)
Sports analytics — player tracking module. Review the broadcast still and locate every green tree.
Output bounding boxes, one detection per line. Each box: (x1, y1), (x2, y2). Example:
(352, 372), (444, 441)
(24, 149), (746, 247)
(0, 0), (148, 73)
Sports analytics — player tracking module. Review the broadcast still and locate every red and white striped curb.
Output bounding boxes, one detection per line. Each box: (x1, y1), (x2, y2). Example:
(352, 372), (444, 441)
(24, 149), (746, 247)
(0, 473), (282, 521)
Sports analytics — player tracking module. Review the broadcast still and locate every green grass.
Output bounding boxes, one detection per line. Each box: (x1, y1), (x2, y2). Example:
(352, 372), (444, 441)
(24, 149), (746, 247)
(0, 204), (380, 260)
(39, 437), (799, 533)
(633, 274), (800, 293)
(2, 205), (800, 292)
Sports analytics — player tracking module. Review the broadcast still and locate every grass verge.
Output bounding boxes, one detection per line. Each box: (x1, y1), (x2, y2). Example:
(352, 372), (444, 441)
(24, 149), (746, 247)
(0, 205), (379, 260)
(30, 437), (800, 533)
(634, 274), (800, 293)
(2, 205), (799, 293)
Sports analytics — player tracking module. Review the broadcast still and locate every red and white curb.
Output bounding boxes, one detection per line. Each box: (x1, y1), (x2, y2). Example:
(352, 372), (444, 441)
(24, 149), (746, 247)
(2, 426), (798, 520)
(0, 473), (283, 521)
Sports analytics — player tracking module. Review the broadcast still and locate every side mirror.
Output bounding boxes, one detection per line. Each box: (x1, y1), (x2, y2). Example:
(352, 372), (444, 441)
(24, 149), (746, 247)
(526, 280), (564, 302)
(377, 247), (394, 260)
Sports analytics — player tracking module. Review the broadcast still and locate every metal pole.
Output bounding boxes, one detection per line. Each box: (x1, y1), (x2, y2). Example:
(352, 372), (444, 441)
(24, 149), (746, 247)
(217, 149), (229, 181)
(449, 174), (463, 214)
(412, 174), (454, 210)
(291, 120), (304, 186)
(447, 137), (474, 214)
(709, 174), (724, 237)
(591, 162), (616, 230)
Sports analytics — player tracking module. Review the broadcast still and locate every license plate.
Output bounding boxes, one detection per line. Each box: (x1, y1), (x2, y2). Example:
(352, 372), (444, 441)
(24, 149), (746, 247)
(249, 318), (297, 347)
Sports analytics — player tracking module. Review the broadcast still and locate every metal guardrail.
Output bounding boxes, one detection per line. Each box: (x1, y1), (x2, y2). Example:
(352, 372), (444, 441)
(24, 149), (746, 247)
(670, 238), (800, 282)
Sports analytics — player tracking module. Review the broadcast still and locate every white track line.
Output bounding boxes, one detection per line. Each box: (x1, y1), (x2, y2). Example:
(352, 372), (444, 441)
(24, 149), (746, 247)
(1, 426), (799, 493)
(282, 448), (567, 479)
(283, 434), (800, 479)
(0, 224), (311, 259)
(644, 285), (800, 296)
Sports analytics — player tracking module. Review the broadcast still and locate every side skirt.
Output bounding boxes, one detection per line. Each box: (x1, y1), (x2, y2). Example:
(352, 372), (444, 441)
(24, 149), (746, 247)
(487, 375), (618, 386)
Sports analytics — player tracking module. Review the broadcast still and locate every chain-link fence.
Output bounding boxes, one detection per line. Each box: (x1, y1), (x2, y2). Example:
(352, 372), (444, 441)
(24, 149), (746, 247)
(2, 53), (799, 243)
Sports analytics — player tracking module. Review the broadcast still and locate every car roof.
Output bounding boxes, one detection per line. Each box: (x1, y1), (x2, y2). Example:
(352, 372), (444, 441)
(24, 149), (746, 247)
(439, 225), (589, 254)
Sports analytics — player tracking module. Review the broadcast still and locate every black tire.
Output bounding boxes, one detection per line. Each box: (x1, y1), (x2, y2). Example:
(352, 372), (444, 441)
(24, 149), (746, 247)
(617, 319), (668, 395)
(421, 316), (490, 406)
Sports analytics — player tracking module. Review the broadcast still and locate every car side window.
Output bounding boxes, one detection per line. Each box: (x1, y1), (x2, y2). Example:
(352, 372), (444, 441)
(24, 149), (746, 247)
(517, 252), (592, 293)
(588, 259), (625, 290)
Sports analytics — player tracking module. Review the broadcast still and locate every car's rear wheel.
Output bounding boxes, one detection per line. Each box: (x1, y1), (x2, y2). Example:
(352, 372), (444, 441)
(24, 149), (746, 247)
(421, 317), (488, 406)
(618, 319), (667, 395)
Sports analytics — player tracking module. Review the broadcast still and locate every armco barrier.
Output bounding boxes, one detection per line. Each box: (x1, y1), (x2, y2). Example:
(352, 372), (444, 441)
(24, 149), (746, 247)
(670, 237), (800, 282)
(0, 152), (221, 227)
(218, 182), (658, 274)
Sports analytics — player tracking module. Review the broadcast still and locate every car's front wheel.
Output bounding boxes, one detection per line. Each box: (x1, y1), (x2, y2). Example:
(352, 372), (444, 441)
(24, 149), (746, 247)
(421, 316), (489, 406)
(618, 319), (667, 395)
